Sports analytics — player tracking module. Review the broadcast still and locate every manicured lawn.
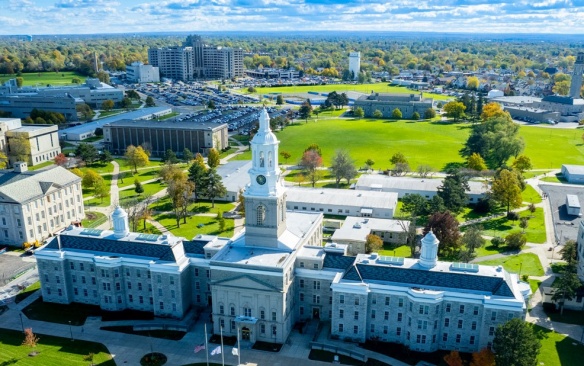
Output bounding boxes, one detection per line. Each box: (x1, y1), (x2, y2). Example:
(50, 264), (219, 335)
(479, 208), (546, 243)
(135, 222), (162, 235)
(523, 184), (542, 204)
(456, 205), (504, 223)
(80, 162), (114, 175)
(378, 245), (412, 258)
(28, 161), (55, 171)
(232, 118), (584, 171)
(15, 281), (40, 304)
(476, 253), (544, 276)
(529, 278), (542, 294)
(474, 244), (511, 258)
(157, 111), (180, 120)
(84, 195), (111, 208)
(0, 71), (86, 86)
(541, 173), (567, 183)
(154, 213), (234, 239)
(0, 328), (114, 366)
(81, 211), (107, 228)
(230, 150), (252, 161)
(150, 197), (236, 215)
(544, 308), (584, 326)
(119, 181), (166, 204)
(533, 324), (584, 366)
(523, 170), (551, 179)
(255, 83), (452, 101)
(118, 167), (162, 188)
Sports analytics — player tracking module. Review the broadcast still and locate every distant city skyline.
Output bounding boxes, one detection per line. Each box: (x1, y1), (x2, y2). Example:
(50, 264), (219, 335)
(1, 0), (583, 35)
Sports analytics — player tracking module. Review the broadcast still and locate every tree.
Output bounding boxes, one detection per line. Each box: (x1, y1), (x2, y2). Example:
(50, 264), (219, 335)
(15, 77), (24, 87)
(188, 153), (208, 201)
(461, 225), (485, 260)
(70, 168), (84, 178)
(553, 80), (570, 95)
(519, 217), (529, 233)
(76, 103), (93, 120)
(425, 211), (461, 256)
(424, 108), (436, 119)
(461, 116), (524, 169)
(466, 76), (480, 90)
(372, 109), (383, 118)
(167, 171), (194, 226)
(365, 159), (375, 170)
(163, 149), (179, 164)
(121, 97), (132, 109)
(126, 89), (140, 99)
(300, 148), (323, 187)
(437, 171), (469, 213)
(412, 111), (420, 120)
(444, 350), (463, 366)
(467, 152), (487, 172)
(81, 169), (101, 190)
(329, 149), (357, 186)
(96, 71), (110, 84)
(0, 151), (8, 169)
(75, 142), (98, 164)
(217, 210), (226, 232)
(276, 95), (284, 105)
(159, 163), (183, 184)
(280, 151), (291, 164)
(493, 318), (541, 366)
(552, 270), (582, 315)
(134, 179), (144, 196)
(201, 168), (227, 208)
(480, 102), (508, 121)
(304, 143), (322, 156)
(505, 231), (526, 250)
(391, 108), (402, 119)
(401, 194), (428, 217)
(247, 86), (256, 93)
(390, 152), (408, 166)
(100, 150), (112, 163)
(443, 101), (466, 121)
(207, 148), (220, 168)
(94, 179), (110, 203)
(560, 240), (578, 268)
(54, 153), (68, 166)
(101, 99), (114, 111)
(8, 135), (31, 163)
(124, 145), (150, 174)
(470, 348), (495, 366)
(22, 328), (40, 348)
(354, 107), (364, 119)
(365, 234), (383, 253)
(208, 100), (216, 109)
(183, 148), (194, 163)
(417, 164), (433, 178)
(299, 102), (313, 123)
(145, 96), (156, 107)
(512, 155), (532, 174)
(491, 169), (523, 214)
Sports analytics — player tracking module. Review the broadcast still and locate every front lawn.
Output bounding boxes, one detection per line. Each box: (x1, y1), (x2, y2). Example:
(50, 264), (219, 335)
(81, 211), (107, 228)
(474, 244), (512, 258)
(119, 181), (166, 204)
(478, 207), (546, 243)
(154, 213), (235, 239)
(28, 161), (55, 171)
(80, 161), (114, 175)
(0, 71), (86, 86)
(150, 198), (236, 215)
(0, 328), (114, 366)
(15, 281), (40, 304)
(118, 167), (163, 188)
(476, 253), (544, 276)
(523, 184), (542, 204)
(534, 324), (584, 366)
(378, 245), (412, 258)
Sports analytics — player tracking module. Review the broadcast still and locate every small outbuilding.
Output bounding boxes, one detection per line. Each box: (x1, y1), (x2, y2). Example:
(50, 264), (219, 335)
(561, 164), (584, 184)
(566, 194), (581, 216)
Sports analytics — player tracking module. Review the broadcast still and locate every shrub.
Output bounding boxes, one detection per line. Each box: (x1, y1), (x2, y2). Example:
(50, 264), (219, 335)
(505, 231), (526, 250)
(474, 197), (493, 213)
(507, 211), (519, 221)
(491, 236), (505, 248)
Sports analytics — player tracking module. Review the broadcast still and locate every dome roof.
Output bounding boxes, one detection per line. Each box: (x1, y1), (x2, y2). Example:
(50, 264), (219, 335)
(112, 206), (127, 218)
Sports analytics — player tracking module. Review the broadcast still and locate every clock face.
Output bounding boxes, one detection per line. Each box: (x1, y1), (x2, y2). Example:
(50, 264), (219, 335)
(256, 175), (267, 185)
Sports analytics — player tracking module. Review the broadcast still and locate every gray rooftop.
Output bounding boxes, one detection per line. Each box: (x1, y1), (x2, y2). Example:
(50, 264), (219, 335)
(286, 187), (398, 209)
(331, 216), (409, 242)
(562, 164), (584, 175)
(356, 175), (486, 195)
(0, 166), (81, 204)
(216, 160), (252, 193)
(105, 118), (225, 131)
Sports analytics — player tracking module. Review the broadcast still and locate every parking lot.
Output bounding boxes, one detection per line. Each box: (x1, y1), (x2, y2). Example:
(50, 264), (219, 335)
(0, 252), (35, 287)
(540, 184), (584, 244)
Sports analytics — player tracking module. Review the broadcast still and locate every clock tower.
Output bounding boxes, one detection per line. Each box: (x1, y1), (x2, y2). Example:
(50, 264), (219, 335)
(243, 108), (287, 247)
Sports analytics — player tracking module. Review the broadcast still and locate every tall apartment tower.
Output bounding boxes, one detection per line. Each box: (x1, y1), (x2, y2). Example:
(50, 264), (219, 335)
(349, 52), (361, 80)
(570, 52), (584, 99)
(148, 46), (194, 81)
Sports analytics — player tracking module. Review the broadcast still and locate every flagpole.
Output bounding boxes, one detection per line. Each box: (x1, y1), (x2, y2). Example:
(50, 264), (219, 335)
(205, 323), (209, 366)
(237, 325), (241, 366)
(221, 326), (225, 366)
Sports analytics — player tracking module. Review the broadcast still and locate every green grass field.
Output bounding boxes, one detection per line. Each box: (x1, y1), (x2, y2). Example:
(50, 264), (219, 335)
(119, 181), (166, 204)
(0, 328), (114, 366)
(155, 213), (235, 239)
(253, 83), (453, 101)
(378, 245), (412, 258)
(118, 167), (163, 188)
(241, 118), (584, 171)
(0, 71), (87, 87)
(534, 324), (584, 366)
(476, 253), (544, 276)
(28, 161), (56, 171)
(15, 281), (40, 304)
(478, 208), (546, 243)
(523, 184), (542, 204)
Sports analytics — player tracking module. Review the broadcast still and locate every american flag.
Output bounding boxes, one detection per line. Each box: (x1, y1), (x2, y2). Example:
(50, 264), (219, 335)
(194, 344), (205, 353)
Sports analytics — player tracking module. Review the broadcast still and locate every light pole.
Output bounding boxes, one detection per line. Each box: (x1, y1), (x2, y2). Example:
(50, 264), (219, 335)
(68, 320), (74, 341)
(19, 313), (24, 332)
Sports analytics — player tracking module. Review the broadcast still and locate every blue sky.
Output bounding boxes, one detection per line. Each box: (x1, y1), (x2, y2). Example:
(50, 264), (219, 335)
(0, 0), (582, 34)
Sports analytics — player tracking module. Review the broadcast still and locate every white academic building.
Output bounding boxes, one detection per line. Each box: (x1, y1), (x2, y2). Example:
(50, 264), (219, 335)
(35, 109), (526, 353)
(0, 117), (61, 167)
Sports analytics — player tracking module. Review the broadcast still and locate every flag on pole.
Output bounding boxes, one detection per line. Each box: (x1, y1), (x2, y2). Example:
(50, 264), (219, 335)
(210, 345), (222, 356)
(232, 347), (239, 356)
(194, 344), (205, 353)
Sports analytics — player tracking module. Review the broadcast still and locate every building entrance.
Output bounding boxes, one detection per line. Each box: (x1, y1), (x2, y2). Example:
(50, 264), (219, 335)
(242, 327), (251, 341)
(312, 308), (320, 319)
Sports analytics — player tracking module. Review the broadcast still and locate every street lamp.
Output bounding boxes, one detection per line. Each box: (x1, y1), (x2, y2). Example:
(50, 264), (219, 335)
(19, 313), (24, 332)
(68, 320), (73, 341)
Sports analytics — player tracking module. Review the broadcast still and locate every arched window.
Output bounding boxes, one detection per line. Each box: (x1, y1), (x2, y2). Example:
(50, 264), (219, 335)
(257, 205), (266, 226)
(268, 151), (272, 167)
(259, 151), (265, 167)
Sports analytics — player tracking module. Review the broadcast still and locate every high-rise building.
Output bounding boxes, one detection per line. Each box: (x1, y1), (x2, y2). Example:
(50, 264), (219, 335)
(570, 52), (584, 99)
(349, 52), (361, 80)
(148, 35), (244, 81)
(126, 62), (160, 83)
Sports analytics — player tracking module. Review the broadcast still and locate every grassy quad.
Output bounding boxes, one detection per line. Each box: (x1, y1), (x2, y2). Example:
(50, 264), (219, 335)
(154, 213), (235, 239)
(0, 328), (114, 366)
(0, 71), (87, 87)
(231, 118), (584, 171)
(118, 181), (167, 204)
(477, 207), (546, 244)
(476, 253), (544, 276)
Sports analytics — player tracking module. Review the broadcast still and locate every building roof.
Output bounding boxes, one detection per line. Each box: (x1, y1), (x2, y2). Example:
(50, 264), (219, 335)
(342, 255), (515, 297)
(331, 216), (409, 242)
(286, 187), (398, 210)
(323, 251), (356, 270)
(6, 124), (57, 134)
(105, 118), (225, 131)
(355, 175), (486, 195)
(44, 227), (187, 262)
(217, 160), (252, 193)
(0, 166), (81, 204)
(60, 107), (172, 136)
(562, 164), (584, 175)
(489, 96), (541, 105)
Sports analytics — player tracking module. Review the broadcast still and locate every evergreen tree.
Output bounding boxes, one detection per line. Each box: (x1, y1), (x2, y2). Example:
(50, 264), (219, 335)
(437, 171), (469, 213)
(493, 318), (541, 366)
